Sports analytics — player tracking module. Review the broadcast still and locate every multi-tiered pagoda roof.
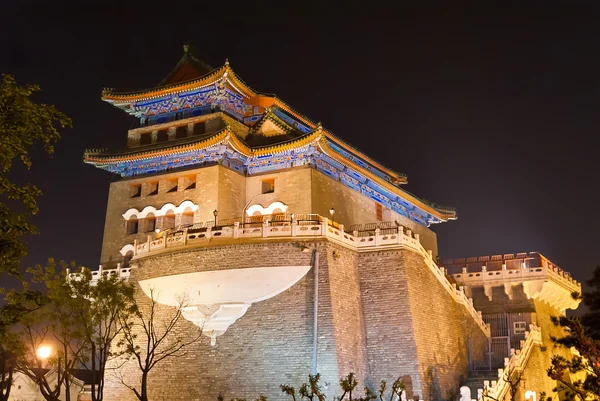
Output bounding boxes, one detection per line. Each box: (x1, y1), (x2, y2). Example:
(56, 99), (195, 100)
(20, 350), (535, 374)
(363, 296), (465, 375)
(85, 46), (456, 227)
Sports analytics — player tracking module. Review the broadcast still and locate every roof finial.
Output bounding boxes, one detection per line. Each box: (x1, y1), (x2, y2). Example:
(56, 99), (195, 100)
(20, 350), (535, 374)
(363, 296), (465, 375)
(183, 42), (190, 53)
(316, 122), (323, 132)
(225, 58), (230, 67)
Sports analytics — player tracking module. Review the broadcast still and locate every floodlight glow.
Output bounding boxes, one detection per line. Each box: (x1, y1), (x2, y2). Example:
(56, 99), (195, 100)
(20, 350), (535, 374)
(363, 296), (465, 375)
(36, 346), (52, 360)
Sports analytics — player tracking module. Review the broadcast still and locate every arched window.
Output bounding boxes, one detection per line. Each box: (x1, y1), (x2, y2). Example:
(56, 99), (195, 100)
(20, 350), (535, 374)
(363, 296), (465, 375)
(181, 208), (194, 226)
(140, 134), (152, 145)
(127, 215), (139, 235)
(123, 250), (134, 268)
(163, 210), (176, 229)
(145, 213), (156, 232)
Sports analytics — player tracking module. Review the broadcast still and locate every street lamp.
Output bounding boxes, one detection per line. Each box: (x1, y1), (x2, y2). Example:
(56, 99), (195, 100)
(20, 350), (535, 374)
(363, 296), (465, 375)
(213, 210), (218, 227)
(37, 345), (52, 360)
(329, 207), (335, 225)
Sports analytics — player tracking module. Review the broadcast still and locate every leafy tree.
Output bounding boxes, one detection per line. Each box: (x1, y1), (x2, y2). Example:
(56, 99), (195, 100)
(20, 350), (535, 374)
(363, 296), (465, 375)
(1, 260), (134, 401)
(582, 266), (600, 340)
(115, 288), (202, 401)
(68, 266), (135, 401)
(8, 260), (87, 401)
(544, 266), (600, 401)
(0, 73), (71, 276)
(547, 315), (600, 400)
(0, 286), (47, 401)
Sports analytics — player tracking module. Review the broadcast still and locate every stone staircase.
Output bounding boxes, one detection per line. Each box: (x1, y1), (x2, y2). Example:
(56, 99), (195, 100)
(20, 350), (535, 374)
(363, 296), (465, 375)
(461, 325), (543, 400)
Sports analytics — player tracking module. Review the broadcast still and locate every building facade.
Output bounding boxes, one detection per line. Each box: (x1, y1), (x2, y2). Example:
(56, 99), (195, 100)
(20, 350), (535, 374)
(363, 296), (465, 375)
(84, 46), (581, 401)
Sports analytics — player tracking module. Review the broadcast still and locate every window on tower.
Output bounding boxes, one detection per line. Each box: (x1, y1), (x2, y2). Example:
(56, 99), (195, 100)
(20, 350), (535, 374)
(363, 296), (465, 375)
(147, 182), (159, 196)
(157, 130), (168, 142)
(261, 178), (275, 194)
(175, 126), (187, 139)
(145, 213), (156, 232)
(140, 133), (152, 145)
(126, 216), (139, 235)
(167, 178), (178, 193)
(130, 184), (142, 198)
(193, 122), (206, 136)
(184, 175), (197, 190)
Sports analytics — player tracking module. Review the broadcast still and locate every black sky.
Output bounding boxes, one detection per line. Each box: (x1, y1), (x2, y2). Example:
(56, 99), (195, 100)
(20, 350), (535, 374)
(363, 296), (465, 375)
(1, 3), (599, 287)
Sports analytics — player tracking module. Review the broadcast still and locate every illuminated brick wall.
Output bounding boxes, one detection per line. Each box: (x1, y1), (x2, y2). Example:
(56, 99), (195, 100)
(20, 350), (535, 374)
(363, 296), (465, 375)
(102, 241), (485, 401)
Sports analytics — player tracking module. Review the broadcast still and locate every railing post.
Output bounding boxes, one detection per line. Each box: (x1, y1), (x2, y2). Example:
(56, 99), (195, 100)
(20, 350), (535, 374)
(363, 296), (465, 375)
(146, 235), (151, 250)
(338, 224), (344, 234)
(291, 220), (297, 237)
(133, 239), (138, 256)
(184, 228), (188, 245)
(233, 222), (239, 239)
(321, 217), (328, 237)
(206, 226), (212, 241)
(374, 228), (381, 246)
(262, 221), (268, 238)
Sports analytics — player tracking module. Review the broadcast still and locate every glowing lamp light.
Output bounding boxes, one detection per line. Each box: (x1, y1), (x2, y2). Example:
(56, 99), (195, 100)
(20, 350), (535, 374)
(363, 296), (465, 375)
(37, 346), (52, 360)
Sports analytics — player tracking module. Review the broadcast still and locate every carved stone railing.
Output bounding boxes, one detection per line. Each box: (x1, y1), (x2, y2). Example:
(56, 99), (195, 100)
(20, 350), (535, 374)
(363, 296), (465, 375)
(450, 263), (581, 311)
(102, 215), (490, 336)
(462, 325), (543, 401)
(69, 265), (132, 283)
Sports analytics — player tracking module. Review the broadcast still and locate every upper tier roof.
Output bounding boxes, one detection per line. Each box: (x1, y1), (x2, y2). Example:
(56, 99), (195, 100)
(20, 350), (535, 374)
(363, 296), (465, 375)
(93, 47), (457, 226)
(158, 44), (215, 86)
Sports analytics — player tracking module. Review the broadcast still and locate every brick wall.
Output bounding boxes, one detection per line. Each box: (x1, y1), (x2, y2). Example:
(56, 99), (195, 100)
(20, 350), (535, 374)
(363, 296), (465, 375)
(104, 241), (343, 401)
(357, 250), (422, 397)
(103, 238), (485, 401)
(403, 251), (488, 400)
(310, 170), (439, 257)
(100, 165), (220, 264)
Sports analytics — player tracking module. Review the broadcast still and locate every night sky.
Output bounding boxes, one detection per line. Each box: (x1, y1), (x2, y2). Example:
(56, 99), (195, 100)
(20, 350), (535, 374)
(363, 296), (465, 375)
(2, 4), (599, 290)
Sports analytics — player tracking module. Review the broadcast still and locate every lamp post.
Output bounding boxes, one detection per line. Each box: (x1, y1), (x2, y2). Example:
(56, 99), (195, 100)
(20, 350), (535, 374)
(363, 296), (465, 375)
(329, 207), (335, 225)
(213, 210), (218, 227)
(290, 213), (295, 224)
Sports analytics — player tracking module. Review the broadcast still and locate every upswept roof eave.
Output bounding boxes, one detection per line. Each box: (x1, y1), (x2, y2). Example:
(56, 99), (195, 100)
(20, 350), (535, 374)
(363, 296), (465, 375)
(101, 62), (261, 104)
(85, 129), (455, 220)
(84, 128), (234, 164)
(269, 99), (407, 183)
(316, 137), (455, 221)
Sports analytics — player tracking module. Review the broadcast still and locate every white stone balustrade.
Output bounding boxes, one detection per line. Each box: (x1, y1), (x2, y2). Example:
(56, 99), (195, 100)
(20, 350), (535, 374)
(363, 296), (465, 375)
(102, 214), (491, 337)
(68, 264), (132, 285)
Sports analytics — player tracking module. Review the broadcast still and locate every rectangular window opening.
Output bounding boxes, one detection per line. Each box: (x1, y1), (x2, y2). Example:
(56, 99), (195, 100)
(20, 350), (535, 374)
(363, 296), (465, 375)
(175, 126), (187, 139)
(513, 321), (527, 334)
(261, 178), (275, 194)
(145, 218), (156, 233)
(193, 122), (206, 136)
(127, 220), (138, 235)
(167, 179), (178, 193)
(148, 182), (159, 196)
(130, 184), (142, 198)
